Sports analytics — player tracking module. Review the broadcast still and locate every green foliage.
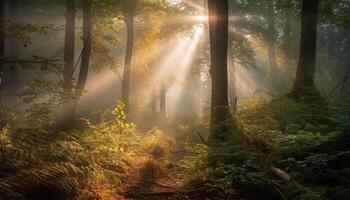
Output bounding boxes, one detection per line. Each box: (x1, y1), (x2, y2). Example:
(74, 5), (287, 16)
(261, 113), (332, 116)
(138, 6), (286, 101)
(268, 131), (340, 155)
(235, 97), (350, 199)
(0, 102), (136, 199)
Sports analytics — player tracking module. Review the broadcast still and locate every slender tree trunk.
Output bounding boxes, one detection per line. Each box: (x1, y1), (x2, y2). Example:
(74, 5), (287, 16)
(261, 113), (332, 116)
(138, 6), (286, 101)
(122, 0), (136, 114)
(75, 0), (91, 99)
(69, 0), (91, 121)
(55, 0), (76, 131)
(208, 0), (230, 143)
(63, 0), (75, 92)
(228, 34), (236, 104)
(0, 0), (5, 98)
(265, 0), (278, 76)
(290, 0), (320, 99)
(160, 81), (166, 121)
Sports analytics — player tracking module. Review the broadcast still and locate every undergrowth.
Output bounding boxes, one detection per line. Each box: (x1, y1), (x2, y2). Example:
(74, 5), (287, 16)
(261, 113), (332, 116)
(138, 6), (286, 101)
(0, 102), (168, 200)
(177, 96), (350, 200)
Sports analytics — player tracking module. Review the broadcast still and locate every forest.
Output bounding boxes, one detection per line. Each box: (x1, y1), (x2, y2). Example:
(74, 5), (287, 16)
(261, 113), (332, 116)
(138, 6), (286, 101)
(0, 0), (349, 199)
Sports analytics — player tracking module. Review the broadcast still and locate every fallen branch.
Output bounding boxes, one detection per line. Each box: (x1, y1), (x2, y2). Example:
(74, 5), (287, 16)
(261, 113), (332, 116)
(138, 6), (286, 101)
(271, 166), (291, 182)
(195, 132), (208, 146)
(122, 186), (209, 198)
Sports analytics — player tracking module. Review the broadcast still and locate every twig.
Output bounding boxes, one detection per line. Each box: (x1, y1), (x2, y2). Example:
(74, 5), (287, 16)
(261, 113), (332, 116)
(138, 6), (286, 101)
(233, 97), (238, 115)
(195, 132), (208, 146)
(274, 186), (287, 200)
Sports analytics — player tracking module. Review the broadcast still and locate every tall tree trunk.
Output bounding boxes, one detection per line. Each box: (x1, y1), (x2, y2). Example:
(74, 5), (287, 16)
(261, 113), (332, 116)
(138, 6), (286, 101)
(75, 0), (91, 99)
(122, 0), (136, 114)
(160, 81), (166, 121)
(208, 0), (230, 143)
(265, 0), (278, 76)
(0, 0), (5, 98)
(290, 0), (320, 99)
(63, 0), (75, 92)
(69, 0), (91, 121)
(55, 0), (76, 131)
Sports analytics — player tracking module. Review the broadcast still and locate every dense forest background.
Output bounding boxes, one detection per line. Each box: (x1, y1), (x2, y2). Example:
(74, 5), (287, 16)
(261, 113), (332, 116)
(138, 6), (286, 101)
(0, 0), (349, 199)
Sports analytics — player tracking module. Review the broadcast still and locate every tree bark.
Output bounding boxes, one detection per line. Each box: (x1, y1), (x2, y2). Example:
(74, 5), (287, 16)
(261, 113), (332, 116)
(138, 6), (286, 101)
(122, 0), (137, 114)
(63, 0), (75, 92)
(208, 0), (230, 143)
(290, 0), (320, 99)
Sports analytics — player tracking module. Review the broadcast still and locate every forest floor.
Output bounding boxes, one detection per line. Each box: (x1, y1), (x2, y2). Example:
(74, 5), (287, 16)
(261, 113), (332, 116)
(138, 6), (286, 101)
(115, 136), (186, 200)
(84, 129), (210, 200)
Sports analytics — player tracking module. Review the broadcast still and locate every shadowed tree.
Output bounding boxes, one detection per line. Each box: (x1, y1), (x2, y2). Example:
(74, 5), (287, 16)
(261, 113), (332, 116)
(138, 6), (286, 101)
(63, 0), (75, 92)
(208, 0), (230, 143)
(55, 0), (76, 130)
(73, 0), (91, 110)
(62, 0), (92, 126)
(122, 0), (137, 114)
(290, 0), (321, 100)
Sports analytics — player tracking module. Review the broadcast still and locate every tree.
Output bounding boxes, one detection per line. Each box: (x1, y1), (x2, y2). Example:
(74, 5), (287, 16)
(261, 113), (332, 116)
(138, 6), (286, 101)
(208, 0), (230, 143)
(290, 0), (320, 99)
(67, 0), (91, 124)
(228, 33), (236, 104)
(121, 0), (137, 114)
(55, 0), (76, 130)
(63, 0), (75, 92)
(74, 0), (91, 106)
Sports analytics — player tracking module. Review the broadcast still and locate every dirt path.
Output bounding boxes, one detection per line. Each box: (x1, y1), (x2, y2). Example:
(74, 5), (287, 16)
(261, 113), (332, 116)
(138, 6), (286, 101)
(116, 139), (187, 200)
